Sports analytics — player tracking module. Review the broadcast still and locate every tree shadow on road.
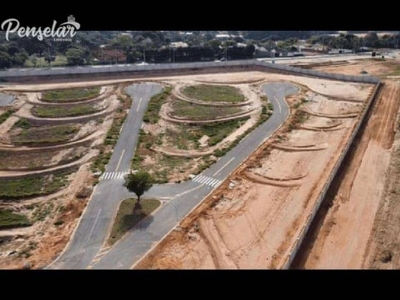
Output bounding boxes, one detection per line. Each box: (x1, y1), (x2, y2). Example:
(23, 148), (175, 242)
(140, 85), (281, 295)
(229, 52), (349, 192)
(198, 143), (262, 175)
(107, 198), (160, 246)
(135, 215), (154, 231)
(121, 209), (154, 232)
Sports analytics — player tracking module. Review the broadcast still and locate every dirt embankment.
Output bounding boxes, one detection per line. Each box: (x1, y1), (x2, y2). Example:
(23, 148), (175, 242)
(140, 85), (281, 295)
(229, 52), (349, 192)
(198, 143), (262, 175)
(134, 73), (373, 269)
(287, 59), (400, 269)
(290, 80), (400, 269)
(0, 84), (125, 269)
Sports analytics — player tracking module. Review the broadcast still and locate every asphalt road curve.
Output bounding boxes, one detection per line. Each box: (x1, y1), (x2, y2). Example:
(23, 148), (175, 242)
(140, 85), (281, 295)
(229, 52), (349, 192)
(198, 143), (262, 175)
(47, 81), (299, 269)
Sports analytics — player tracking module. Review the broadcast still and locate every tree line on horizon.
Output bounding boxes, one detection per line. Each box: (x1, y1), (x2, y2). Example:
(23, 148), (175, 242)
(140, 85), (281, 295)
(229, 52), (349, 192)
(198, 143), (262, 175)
(0, 31), (398, 69)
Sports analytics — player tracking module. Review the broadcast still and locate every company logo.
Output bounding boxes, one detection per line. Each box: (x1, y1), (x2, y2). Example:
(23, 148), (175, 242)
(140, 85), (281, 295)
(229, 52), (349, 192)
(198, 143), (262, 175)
(1, 15), (80, 42)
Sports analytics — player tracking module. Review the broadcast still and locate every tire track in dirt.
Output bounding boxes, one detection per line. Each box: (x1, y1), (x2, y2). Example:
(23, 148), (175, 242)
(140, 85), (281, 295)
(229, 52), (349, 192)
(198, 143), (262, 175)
(291, 80), (399, 269)
(374, 81), (399, 149)
(229, 184), (299, 268)
(361, 80), (400, 268)
(126, 75), (374, 270)
(197, 217), (238, 269)
(290, 94), (376, 268)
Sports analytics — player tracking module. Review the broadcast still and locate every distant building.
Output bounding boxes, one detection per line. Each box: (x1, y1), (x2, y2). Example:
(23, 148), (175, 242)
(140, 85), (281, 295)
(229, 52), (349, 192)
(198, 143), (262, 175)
(328, 48), (353, 54)
(235, 43), (247, 48)
(170, 42), (189, 48)
(254, 45), (282, 58)
(215, 34), (231, 40)
(358, 46), (371, 52)
(120, 32), (132, 38)
(179, 32), (193, 36)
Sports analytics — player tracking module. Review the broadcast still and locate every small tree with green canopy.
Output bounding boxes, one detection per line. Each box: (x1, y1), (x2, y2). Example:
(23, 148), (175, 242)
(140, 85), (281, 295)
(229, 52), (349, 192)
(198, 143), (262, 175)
(124, 170), (154, 210)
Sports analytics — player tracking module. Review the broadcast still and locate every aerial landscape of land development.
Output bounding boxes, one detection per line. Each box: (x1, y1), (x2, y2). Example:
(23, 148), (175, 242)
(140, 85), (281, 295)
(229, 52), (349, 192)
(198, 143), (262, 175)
(0, 30), (400, 269)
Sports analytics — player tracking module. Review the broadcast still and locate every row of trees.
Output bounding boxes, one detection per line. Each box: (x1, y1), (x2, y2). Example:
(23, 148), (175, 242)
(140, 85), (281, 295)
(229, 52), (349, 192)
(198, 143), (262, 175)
(307, 32), (400, 51)
(1, 31), (399, 69)
(0, 31), (254, 68)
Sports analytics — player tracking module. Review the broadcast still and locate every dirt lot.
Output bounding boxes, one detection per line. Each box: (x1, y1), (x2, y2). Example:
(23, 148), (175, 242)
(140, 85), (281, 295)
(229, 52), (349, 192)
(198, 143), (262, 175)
(1, 56), (400, 269)
(292, 63), (400, 269)
(133, 72), (375, 269)
(134, 58), (400, 269)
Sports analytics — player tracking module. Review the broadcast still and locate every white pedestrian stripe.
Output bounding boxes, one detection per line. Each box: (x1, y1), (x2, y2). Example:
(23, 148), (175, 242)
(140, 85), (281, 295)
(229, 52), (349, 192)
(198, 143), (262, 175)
(100, 171), (130, 181)
(192, 174), (222, 188)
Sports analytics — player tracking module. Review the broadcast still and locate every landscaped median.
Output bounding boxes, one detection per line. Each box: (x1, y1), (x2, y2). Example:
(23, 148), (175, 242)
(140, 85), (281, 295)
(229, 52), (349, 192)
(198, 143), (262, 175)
(106, 198), (161, 246)
(40, 86), (101, 103)
(130, 81), (273, 184)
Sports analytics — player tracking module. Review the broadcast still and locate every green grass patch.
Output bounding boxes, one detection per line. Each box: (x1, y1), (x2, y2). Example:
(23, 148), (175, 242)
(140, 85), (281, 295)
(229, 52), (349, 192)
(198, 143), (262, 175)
(213, 103), (273, 157)
(182, 84), (245, 103)
(41, 86), (101, 103)
(107, 198), (160, 246)
(165, 126), (198, 150)
(14, 118), (31, 129)
(170, 100), (242, 120)
(131, 88), (274, 184)
(31, 103), (101, 118)
(154, 155), (190, 183)
(288, 110), (309, 131)
(91, 149), (112, 176)
(131, 118), (247, 183)
(0, 209), (32, 229)
(31, 202), (55, 222)
(143, 86), (171, 124)
(0, 108), (16, 124)
(0, 169), (73, 200)
(132, 101), (273, 183)
(11, 120), (80, 146)
(104, 114), (127, 146)
(165, 119), (248, 149)
(24, 55), (68, 68)
(197, 119), (248, 146)
(0, 148), (86, 171)
(131, 146), (191, 184)
(18, 241), (38, 258)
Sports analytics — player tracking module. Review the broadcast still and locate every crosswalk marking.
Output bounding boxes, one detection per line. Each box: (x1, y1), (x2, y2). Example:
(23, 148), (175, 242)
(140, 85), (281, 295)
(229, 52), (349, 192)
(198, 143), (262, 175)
(87, 246), (112, 269)
(99, 171), (130, 181)
(192, 174), (222, 188)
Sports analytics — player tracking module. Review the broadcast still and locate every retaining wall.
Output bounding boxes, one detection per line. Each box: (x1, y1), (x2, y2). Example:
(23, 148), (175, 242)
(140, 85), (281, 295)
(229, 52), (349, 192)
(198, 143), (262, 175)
(0, 60), (380, 84)
(281, 81), (382, 269)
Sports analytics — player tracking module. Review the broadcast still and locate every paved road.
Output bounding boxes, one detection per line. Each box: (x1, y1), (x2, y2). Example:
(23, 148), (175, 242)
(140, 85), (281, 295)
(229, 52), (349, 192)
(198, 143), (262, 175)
(47, 81), (299, 269)
(0, 92), (15, 106)
(47, 83), (162, 269)
(258, 52), (398, 65)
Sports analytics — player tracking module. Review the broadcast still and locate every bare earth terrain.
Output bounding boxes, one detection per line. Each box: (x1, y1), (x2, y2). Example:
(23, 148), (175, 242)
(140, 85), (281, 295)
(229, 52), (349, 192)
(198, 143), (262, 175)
(134, 69), (377, 269)
(1, 56), (400, 269)
(292, 59), (400, 269)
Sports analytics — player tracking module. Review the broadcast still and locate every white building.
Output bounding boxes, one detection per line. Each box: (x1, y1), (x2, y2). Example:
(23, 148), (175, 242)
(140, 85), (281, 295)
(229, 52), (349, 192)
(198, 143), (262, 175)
(170, 42), (189, 48)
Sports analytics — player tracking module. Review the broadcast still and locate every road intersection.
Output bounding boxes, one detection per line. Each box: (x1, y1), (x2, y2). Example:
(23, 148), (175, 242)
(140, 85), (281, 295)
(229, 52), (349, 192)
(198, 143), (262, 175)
(47, 81), (299, 269)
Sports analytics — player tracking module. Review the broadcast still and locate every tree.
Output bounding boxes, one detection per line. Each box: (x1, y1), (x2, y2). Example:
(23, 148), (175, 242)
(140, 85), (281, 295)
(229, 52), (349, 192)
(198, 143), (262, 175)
(65, 47), (86, 66)
(30, 54), (38, 67)
(124, 170), (153, 208)
(44, 53), (55, 66)
(0, 51), (12, 69)
(363, 32), (379, 48)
